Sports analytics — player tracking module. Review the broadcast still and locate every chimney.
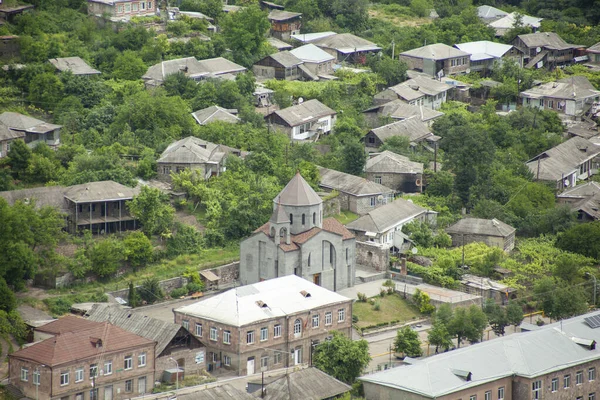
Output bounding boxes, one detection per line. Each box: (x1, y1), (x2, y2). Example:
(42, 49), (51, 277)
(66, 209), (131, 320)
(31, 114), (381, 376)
(400, 257), (407, 275)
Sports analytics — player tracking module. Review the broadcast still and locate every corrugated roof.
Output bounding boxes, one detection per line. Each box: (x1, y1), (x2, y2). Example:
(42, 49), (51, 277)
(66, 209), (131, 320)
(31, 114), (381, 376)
(517, 32), (581, 51)
(360, 311), (600, 397)
(445, 217), (515, 237)
(311, 33), (381, 54)
(36, 315), (100, 335)
(178, 384), (255, 400)
(588, 42), (600, 53)
(291, 32), (337, 43)
(0, 121), (24, 141)
(64, 181), (139, 203)
(290, 44), (335, 63)
(384, 75), (453, 102)
(366, 151), (424, 175)
(12, 322), (154, 366)
(477, 5), (507, 19)
(0, 112), (61, 134)
(143, 57), (246, 83)
(268, 37), (293, 50)
(369, 117), (435, 144)
(455, 41), (515, 61)
(174, 275), (351, 326)
(196, 57), (246, 75)
(346, 198), (430, 233)
(317, 166), (394, 196)
(520, 76), (600, 101)
(273, 99), (336, 127)
(274, 171), (323, 206)
(86, 303), (194, 355)
(269, 51), (303, 68)
(366, 99), (444, 123)
(268, 9), (301, 21)
(157, 136), (225, 165)
(558, 181), (600, 199)
(400, 43), (470, 61)
(489, 12), (542, 30)
(49, 57), (101, 75)
(261, 367), (351, 400)
(0, 185), (68, 211)
(192, 106), (240, 125)
(526, 136), (600, 181)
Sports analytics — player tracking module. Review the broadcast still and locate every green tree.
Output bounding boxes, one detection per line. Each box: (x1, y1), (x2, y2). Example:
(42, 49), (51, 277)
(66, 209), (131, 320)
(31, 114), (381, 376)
(341, 141), (366, 176)
(139, 277), (164, 305)
(128, 281), (140, 308)
(28, 72), (64, 110)
(484, 299), (508, 336)
(166, 223), (203, 257)
(427, 321), (453, 353)
(123, 231), (154, 270)
(128, 186), (175, 238)
(7, 139), (32, 180)
(448, 305), (488, 347)
(313, 331), (371, 384)
(112, 50), (148, 80)
(505, 301), (524, 331)
(221, 5), (271, 67)
(370, 57), (407, 87)
(534, 277), (589, 320)
(435, 303), (453, 326)
(394, 325), (422, 357)
(556, 222), (600, 260)
(87, 237), (124, 278)
(0, 277), (17, 312)
(330, 0), (369, 33)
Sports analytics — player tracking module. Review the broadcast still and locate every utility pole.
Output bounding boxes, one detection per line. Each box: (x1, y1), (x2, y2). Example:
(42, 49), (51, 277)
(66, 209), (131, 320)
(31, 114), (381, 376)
(391, 40), (396, 60)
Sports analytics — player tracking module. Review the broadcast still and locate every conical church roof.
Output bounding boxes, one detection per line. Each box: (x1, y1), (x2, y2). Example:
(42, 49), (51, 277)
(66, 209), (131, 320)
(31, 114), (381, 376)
(275, 172), (322, 206)
(270, 200), (290, 223)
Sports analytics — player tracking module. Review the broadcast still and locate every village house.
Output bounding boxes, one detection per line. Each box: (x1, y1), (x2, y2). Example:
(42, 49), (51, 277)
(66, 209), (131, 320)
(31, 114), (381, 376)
(9, 317), (156, 400)
(254, 367), (351, 400)
(86, 304), (205, 380)
(239, 172), (356, 292)
(445, 217), (517, 252)
(253, 52), (305, 81)
(360, 311), (600, 400)
(49, 57), (101, 76)
(512, 32), (584, 70)
(142, 57), (246, 87)
(526, 136), (600, 191)
(317, 166), (395, 215)
(173, 275), (353, 376)
(310, 33), (381, 64)
(363, 116), (440, 151)
(520, 76), (600, 117)
(373, 74), (453, 109)
(267, 99), (336, 141)
(365, 151), (424, 194)
(87, 0), (156, 20)
(0, 112), (61, 150)
(156, 136), (245, 182)
(0, 35), (20, 61)
(476, 5), (508, 20)
(291, 31), (336, 44)
(289, 44), (336, 78)
(191, 105), (240, 125)
(557, 181), (600, 221)
(0, 3), (34, 23)
(268, 10), (302, 42)
(488, 12), (542, 37)
(0, 121), (24, 158)
(454, 41), (524, 75)
(363, 99), (445, 128)
(586, 42), (600, 69)
(399, 43), (471, 78)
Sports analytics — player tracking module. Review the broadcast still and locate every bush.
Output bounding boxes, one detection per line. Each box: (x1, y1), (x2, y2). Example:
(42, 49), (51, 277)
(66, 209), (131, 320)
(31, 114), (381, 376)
(379, 288), (387, 297)
(387, 287), (395, 295)
(139, 277), (164, 304)
(186, 281), (204, 293)
(170, 288), (188, 298)
(352, 314), (359, 323)
(373, 300), (381, 311)
(383, 279), (395, 288)
(357, 292), (367, 302)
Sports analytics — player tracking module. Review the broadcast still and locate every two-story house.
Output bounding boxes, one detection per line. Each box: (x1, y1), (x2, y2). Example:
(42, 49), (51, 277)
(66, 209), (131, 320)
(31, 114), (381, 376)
(520, 76), (600, 117)
(373, 74), (453, 109)
(267, 99), (336, 141)
(268, 10), (302, 42)
(512, 32), (583, 70)
(365, 151), (424, 194)
(399, 43), (471, 78)
(0, 112), (61, 150)
(87, 0), (156, 20)
(9, 317), (155, 400)
(173, 275), (353, 376)
(253, 52), (304, 81)
(310, 33), (381, 64)
(454, 41), (524, 75)
(363, 117), (440, 151)
(0, 121), (24, 158)
(289, 44), (336, 77)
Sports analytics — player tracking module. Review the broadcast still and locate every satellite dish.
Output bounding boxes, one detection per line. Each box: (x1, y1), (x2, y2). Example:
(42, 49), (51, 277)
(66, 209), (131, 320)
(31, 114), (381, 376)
(377, 194), (384, 202)
(411, 247), (418, 255)
(415, 178), (422, 186)
(298, 97), (304, 104)
(564, 179), (570, 187)
(536, 47), (542, 53)
(465, 68), (471, 74)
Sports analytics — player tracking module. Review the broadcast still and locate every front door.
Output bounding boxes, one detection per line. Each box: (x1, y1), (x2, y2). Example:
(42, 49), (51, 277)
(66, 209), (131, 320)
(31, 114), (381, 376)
(104, 386), (112, 400)
(247, 357), (255, 375)
(313, 273), (321, 286)
(294, 348), (301, 365)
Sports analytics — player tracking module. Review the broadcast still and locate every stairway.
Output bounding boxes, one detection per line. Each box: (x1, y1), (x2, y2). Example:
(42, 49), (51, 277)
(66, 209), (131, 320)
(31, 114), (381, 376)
(3, 384), (27, 400)
(525, 50), (548, 69)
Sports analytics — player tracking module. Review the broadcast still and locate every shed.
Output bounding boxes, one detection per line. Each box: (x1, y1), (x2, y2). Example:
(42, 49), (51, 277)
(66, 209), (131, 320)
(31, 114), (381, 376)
(200, 269), (220, 290)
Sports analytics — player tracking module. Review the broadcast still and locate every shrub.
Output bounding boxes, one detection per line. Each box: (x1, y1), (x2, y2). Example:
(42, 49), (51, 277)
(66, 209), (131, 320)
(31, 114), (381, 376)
(170, 288), (188, 298)
(352, 314), (359, 323)
(373, 300), (381, 311)
(383, 279), (395, 288)
(357, 292), (367, 302)
(139, 277), (164, 304)
(379, 288), (387, 297)
(387, 287), (395, 295)
(186, 281), (204, 293)
(536, 318), (545, 326)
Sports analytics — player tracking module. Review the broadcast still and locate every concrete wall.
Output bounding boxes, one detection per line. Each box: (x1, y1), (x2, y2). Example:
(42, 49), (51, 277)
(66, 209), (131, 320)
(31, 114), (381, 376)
(109, 276), (189, 300)
(155, 348), (205, 380)
(366, 171), (421, 194)
(355, 241), (389, 272)
(449, 232), (515, 252)
(157, 162), (212, 182)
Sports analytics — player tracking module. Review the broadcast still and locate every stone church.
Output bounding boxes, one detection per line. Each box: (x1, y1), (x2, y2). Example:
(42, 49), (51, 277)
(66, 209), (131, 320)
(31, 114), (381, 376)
(240, 172), (356, 292)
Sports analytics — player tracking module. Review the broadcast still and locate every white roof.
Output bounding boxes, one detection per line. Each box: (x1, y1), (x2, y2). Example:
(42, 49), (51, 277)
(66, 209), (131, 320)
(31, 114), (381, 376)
(290, 44), (335, 63)
(455, 41), (515, 62)
(489, 12), (542, 30)
(291, 31), (337, 43)
(477, 5), (508, 19)
(174, 275), (350, 326)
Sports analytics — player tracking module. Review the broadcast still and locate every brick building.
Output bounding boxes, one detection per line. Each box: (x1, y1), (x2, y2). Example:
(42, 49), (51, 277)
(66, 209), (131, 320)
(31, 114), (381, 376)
(173, 275), (353, 376)
(9, 317), (155, 400)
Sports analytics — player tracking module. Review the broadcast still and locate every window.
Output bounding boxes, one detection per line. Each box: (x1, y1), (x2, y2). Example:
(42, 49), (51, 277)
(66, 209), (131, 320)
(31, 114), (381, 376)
(294, 319), (301, 335)
(210, 327), (218, 341)
(125, 379), (133, 393)
(274, 351), (282, 364)
(325, 312), (332, 325)
(485, 391), (491, 400)
(61, 371), (69, 386)
(313, 213), (316, 224)
(32, 370), (40, 385)
(124, 3), (131, 11)
(117, 4), (123, 12)
(20, 367), (28, 382)
(590, 394), (596, 400)
(223, 330), (231, 344)
(147, 1), (152, 9)
(532, 380), (541, 399)
(338, 308), (345, 322)
(274, 324), (282, 338)
(223, 355), (231, 366)
(565, 374), (571, 388)
(247, 331), (255, 344)
(90, 389), (98, 400)
(370, 197), (376, 207)
(551, 377), (558, 392)
(547, 100), (554, 108)
(539, 99), (544, 107)
(261, 356), (268, 368)
(469, 396), (476, 400)
(312, 314), (319, 328)
(289, 214), (293, 224)
(138, 352), (146, 367)
(577, 370), (584, 385)
(140, 1), (145, 9)
(374, 176), (382, 184)
(138, 376), (147, 394)
(302, 214), (306, 225)
(195, 323), (202, 337)
(182, 320), (189, 330)
(498, 387), (505, 400)
(590, 367), (596, 381)
(124, 355), (133, 370)
(90, 364), (98, 379)
(132, 2), (138, 11)
(260, 327), (268, 341)
(558, 101), (564, 110)
(104, 361), (112, 376)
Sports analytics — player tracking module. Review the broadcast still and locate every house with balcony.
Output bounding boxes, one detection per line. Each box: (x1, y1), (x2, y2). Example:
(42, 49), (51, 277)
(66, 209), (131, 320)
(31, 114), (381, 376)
(268, 10), (302, 42)
(454, 41), (524, 75)
(520, 76), (600, 117)
(373, 74), (453, 109)
(526, 136), (600, 192)
(512, 32), (584, 70)
(9, 317), (155, 400)
(87, 0), (156, 20)
(173, 275), (353, 376)
(0, 112), (61, 150)
(399, 43), (471, 78)
(253, 52), (304, 81)
(267, 99), (336, 141)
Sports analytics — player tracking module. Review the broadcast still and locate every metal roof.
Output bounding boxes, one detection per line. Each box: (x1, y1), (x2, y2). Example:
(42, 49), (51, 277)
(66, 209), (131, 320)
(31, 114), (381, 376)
(261, 367), (351, 400)
(143, 57), (246, 83)
(477, 5), (508, 19)
(445, 217), (515, 237)
(49, 56), (101, 75)
(455, 41), (516, 61)
(489, 12), (542, 30)
(174, 275), (350, 327)
(517, 32), (582, 51)
(520, 76), (600, 101)
(370, 100), (445, 122)
(274, 171), (323, 207)
(317, 166), (395, 197)
(268, 37), (293, 50)
(192, 106), (241, 125)
(0, 121), (24, 141)
(383, 75), (453, 102)
(178, 384), (255, 400)
(291, 31), (337, 43)
(400, 43), (470, 61)
(346, 198), (431, 233)
(366, 150), (424, 175)
(157, 136), (225, 165)
(273, 99), (336, 127)
(558, 181), (600, 199)
(268, 51), (303, 68)
(290, 44), (335, 64)
(311, 33), (381, 54)
(268, 9), (302, 21)
(360, 311), (600, 397)
(368, 117), (435, 144)
(0, 185), (67, 211)
(63, 181), (139, 203)
(0, 112), (61, 134)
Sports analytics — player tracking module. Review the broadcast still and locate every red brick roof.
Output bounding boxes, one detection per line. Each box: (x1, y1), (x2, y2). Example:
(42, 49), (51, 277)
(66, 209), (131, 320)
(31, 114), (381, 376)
(36, 315), (102, 335)
(323, 217), (355, 240)
(12, 323), (154, 366)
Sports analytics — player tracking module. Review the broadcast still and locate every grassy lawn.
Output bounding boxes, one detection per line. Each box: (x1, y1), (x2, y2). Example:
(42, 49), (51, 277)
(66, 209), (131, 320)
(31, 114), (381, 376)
(333, 210), (360, 225)
(353, 294), (421, 329)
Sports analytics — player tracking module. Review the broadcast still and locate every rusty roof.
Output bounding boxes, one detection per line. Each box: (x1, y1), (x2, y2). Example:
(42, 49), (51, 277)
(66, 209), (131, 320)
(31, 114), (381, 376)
(35, 315), (102, 334)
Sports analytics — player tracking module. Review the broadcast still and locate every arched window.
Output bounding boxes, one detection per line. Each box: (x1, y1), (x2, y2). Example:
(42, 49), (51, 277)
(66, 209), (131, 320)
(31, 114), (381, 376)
(346, 248), (349, 263)
(270, 227), (276, 237)
(313, 212), (316, 224)
(308, 253), (311, 267)
(330, 243), (334, 264)
(294, 319), (302, 335)
(302, 214), (306, 225)
(289, 214), (293, 224)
